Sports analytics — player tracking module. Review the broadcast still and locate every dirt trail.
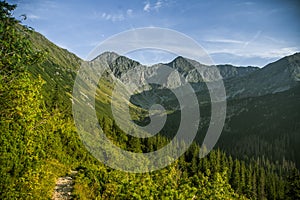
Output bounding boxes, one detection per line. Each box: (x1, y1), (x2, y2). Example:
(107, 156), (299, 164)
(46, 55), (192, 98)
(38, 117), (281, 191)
(52, 170), (78, 200)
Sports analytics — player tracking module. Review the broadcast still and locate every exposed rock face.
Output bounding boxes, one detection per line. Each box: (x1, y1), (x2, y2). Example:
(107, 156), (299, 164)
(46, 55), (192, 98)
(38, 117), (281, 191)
(91, 52), (300, 99)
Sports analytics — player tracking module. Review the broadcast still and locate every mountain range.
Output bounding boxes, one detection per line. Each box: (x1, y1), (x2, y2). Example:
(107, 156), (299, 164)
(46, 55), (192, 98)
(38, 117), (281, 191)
(27, 30), (300, 168)
(84, 51), (300, 168)
(93, 51), (300, 99)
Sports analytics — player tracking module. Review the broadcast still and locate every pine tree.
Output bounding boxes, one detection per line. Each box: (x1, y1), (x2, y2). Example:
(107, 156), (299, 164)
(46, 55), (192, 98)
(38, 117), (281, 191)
(245, 164), (253, 198)
(258, 168), (266, 200)
(240, 161), (246, 193)
(231, 159), (241, 193)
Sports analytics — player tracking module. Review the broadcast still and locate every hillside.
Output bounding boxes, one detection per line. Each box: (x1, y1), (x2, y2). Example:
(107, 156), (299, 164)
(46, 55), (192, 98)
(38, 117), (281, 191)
(225, 53), (300, 98)
(28, 30), (81, 111)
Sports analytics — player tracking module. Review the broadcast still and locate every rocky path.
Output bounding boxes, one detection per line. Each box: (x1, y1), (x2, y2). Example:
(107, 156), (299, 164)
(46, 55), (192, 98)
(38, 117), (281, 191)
(52, 170), (78, 200)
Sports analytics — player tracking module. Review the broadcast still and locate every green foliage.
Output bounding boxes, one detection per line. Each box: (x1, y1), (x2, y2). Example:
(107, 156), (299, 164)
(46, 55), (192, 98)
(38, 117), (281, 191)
(0, 1), (84, 198)
(73, 162), (243, 200)
(0, 3), (44, 74)
(73, 118), (299, 199)
(1, 1), (46, 197)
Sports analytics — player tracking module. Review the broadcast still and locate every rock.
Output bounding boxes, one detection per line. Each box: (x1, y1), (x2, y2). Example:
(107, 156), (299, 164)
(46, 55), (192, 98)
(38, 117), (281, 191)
(52, 171), (78, 200)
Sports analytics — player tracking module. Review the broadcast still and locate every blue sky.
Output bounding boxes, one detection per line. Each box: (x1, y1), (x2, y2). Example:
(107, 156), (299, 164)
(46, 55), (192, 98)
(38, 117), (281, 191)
(8, 0), (300, 67)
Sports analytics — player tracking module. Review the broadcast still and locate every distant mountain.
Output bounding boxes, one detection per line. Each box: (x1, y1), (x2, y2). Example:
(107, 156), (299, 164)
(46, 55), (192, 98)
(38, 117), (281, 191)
(167, 56), (259, 81)
(225, 52), (300, 98)
(94, 52), (300, 101)
(93, 52), (259, 93)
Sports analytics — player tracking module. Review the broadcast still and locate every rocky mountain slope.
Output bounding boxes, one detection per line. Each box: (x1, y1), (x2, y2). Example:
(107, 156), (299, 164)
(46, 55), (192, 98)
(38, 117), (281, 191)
(93, 52), (299, 100)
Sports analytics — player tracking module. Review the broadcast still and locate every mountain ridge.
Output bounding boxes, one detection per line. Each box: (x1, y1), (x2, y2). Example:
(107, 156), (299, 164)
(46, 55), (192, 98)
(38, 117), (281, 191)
(93, 51), (299, 99)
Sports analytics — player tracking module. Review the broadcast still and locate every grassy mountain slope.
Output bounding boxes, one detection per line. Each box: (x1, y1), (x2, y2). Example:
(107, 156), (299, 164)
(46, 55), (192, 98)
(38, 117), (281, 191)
(28, 30), (81, 111)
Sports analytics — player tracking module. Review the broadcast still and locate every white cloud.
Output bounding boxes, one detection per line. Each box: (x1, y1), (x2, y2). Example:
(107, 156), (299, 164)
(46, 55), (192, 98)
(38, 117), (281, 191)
(205, 30), (262, 47)
(100, 12), (124, 22)
(207, 45), (299, 67)
(154, 0), (162, 10)
(258, 47), (299, 58)
(205, 38), (245, 44)
(143, 1), (164, 12)
(201, 32), (299, 65)
(126, 9), (133, 16)
(202, 29), (300, 61)
(207, 45), (299, 59)
(143, 2), (151, 12)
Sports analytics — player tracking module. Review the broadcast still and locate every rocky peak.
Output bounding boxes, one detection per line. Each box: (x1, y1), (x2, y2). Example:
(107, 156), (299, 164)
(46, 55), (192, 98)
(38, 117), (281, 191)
(92, 51), (120, 65)
(109, 55), (141, 78)
(167, 56), (196, 75)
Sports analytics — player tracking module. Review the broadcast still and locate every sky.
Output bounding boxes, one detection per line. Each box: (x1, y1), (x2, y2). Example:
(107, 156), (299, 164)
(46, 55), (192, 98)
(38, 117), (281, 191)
(7, 0), (300, 67)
